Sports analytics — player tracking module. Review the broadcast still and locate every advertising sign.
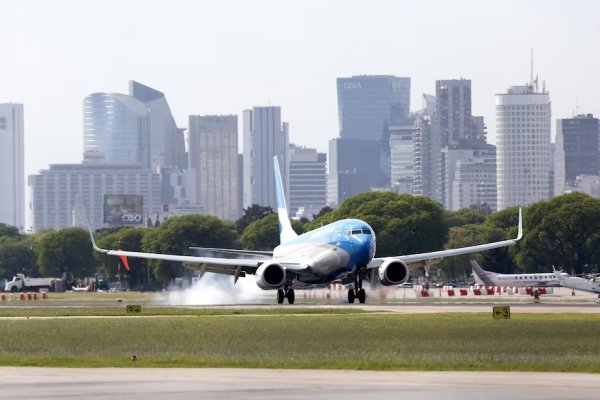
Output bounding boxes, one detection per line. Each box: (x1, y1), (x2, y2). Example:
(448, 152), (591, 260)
(103, 194), (144, 226)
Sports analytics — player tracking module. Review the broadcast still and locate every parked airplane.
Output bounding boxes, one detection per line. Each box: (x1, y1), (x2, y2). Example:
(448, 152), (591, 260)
(471, 260), (566, 288)
(556, 273), (600, 297)
(90, 157), (523, 304)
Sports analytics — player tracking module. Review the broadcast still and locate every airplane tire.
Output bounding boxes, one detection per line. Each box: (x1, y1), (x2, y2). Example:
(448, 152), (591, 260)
(358, 288), (366, 303)
(277, 289), (285, 304)
(286, 289), (295, 305)
(348, 289), (355, 304)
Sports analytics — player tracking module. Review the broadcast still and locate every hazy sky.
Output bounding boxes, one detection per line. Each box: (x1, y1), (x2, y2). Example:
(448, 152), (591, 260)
(3, 0), (600, 180)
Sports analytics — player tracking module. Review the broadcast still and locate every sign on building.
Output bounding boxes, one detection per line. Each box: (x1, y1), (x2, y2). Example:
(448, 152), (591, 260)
(103, 194), (144, 226)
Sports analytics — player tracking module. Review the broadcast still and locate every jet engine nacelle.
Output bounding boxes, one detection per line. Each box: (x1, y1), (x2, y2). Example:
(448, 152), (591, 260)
(378, 258), (409, 286)
(255, 262), (286, 290)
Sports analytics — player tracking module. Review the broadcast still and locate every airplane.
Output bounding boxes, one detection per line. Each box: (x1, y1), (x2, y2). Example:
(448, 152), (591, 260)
(470, 260), (567, 288)
(556, 273), (600, 298)
(90, 156), (523, 305)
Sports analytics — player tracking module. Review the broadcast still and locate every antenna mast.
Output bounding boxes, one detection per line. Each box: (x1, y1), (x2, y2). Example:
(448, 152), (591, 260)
(530, 49), (534, 87)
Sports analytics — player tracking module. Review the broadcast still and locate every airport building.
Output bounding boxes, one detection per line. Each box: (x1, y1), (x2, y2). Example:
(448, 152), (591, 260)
(242, 106), (289, 210)
(288, 145), (327, 219)
(0, 103), (25, 232)
(188, 115), (240, 221)
(554, 114), (599, 195)
(29, 164), (161, 232)
(496, 83), (551, 210)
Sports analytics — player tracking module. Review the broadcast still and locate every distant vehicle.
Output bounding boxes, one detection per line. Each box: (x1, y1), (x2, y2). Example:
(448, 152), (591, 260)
(470, 260), (565, 288)
(4, 273), (65, 292)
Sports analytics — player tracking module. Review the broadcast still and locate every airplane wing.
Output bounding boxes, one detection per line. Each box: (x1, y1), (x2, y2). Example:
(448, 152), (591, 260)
(89, 230), (307, 280)
(368, 208), (523, 269)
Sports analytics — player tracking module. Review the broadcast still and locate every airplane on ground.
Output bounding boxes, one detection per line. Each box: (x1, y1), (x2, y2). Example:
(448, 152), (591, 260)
(470, 260), (566, 288)
(90, 156), (523, 305)
(556, 273), (600, 298)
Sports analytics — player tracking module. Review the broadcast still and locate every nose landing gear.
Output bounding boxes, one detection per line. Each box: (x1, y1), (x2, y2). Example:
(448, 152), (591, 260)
(348, 274), (366, 304)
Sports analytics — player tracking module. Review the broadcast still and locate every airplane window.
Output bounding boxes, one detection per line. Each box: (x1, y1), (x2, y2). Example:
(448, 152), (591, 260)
(352, 230), (362, 235)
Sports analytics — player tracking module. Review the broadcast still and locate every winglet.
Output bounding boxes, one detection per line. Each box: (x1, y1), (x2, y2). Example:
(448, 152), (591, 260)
(273, 156), (298, 244)
(516, 208), (523, 241)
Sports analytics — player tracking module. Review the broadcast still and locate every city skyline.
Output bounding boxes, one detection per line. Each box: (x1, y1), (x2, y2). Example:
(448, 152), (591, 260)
(3, 0), (600, 184)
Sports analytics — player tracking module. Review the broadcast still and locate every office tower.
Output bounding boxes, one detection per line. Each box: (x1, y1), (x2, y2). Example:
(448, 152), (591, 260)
(288, 145), (327, 218)
(448, 146), (497, 211)
(130, 81), (186, 170)
(188, 115), (240, 221)
(496, 83), (551, 210)
(243, 106), (289, 209)
(327, 138), (385, 206)
(337, 75), (411, 139)
(0, 103), (24, 232)
(436, 79), (477, 148)
(554, 114), (599, 195)
(389, 125), (415, 194)
(29, 164), (161, 232)
(83, 93), (150, 167)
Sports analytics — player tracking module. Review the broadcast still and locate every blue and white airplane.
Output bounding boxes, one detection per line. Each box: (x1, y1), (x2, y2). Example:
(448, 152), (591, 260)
(90, 157), (523, 304)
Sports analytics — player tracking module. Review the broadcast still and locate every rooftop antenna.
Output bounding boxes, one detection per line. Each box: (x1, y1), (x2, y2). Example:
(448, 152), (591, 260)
(530, 48), (534, 87)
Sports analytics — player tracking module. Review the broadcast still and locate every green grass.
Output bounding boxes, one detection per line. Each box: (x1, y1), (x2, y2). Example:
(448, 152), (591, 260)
(0, 310), (599, 372)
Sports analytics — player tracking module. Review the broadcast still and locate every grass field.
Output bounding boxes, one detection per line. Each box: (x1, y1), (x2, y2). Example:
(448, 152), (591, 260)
(0, 306), (599, 372)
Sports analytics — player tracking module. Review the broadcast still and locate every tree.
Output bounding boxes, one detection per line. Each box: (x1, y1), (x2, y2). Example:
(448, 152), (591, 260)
(0, 223), (20, 239)
(309, 192), (447, 257)
(513, 193), (600, 275)
(313, 206), (333, 220)
(445, 208), (486, 228)
(0, 237), (37, 278)
(235, 204), (274, 234)
(142, 214), (238, 283)
(35, 228), (97, 279)
(240, 214), (279, 250)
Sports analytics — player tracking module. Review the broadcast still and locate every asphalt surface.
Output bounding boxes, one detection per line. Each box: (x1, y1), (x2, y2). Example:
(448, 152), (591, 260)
(1, 368), (599, 400)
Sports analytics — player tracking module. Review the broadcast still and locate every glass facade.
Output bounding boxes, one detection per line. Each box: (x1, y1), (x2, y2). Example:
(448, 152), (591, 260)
(83, 93), (149, 167)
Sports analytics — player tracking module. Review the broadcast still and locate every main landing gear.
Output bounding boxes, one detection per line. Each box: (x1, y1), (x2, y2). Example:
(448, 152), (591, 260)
(277, 286), (295, 305)
(348, 274), (366, 304)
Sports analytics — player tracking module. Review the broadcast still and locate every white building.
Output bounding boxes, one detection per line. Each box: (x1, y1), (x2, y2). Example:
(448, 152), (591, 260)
(0, 104), (25, 232)
(389, 125), (415, 194)
(243, 107), (289, 210)
(496, 84), (551, 210)
(188, 115), (240, 221)
(29, 164), (161, 232)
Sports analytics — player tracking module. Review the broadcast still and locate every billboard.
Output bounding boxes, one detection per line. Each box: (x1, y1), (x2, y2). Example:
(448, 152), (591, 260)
(103, 195), (144, 226)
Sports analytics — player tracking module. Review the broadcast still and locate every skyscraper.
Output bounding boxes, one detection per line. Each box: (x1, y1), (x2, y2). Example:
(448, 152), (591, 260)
(554, 114), (599, 195)
(288, 145), (327, 218)
(389, 125), (415, 194)
(130, 81), (186, 170)
(337, 75), (411, 139)
(436, 79), (475, 148)
(496, 83), (551, 210)
(188, 115), (240, 221)
(0, 103), (24, 232)
(83, 93), (150, 167)
(243, 106), (289, 210)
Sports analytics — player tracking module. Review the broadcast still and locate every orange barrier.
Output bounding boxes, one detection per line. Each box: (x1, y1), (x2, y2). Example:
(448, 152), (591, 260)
(33, 293), (38, 300)
(526, 288), (533, 295)
(446, 289), (455, 296)
(473, 288), (481, 295)
(42, 292), (48, 299)
(459, 289), (468, 296)
(1, 294), (6, 301)
(20, 293), (25, 301)
(538, 288), (547, 295)
(486, 288), (495, 295)
(27, 293), (32, 300)
(420, 290), (429, 297)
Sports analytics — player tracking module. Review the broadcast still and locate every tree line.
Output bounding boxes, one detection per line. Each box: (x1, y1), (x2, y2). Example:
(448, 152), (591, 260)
(1, 191), (599, 287)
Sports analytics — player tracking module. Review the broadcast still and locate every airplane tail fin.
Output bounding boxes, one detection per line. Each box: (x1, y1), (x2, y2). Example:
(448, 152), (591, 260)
(470, 260), (497, 287)
(273, 156), (298, 244)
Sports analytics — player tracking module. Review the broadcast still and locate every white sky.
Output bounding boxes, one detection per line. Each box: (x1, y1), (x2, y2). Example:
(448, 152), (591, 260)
(3, 0), (600, 180)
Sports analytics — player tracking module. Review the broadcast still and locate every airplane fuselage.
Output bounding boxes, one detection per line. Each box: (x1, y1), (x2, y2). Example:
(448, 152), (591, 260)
(272, 219), (376, 286)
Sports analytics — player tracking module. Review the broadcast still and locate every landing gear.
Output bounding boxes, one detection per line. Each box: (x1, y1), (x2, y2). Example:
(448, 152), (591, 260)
(347, 274), (367, 304)
(276, 287), (295, 305)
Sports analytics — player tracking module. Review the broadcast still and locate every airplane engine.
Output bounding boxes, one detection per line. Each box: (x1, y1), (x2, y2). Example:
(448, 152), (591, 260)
(255, 262), (286, 290)
(378, 259), (409, 286)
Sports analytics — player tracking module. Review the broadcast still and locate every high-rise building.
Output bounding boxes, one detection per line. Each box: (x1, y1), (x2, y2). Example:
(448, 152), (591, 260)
(413, 115), (439, 200)
(83, 81), (186, 170)
(29, 164), (161, 232)
(449, 146), (497, 211)
(436, 79), (483, 149)
(288, 145), (327, 219)
(130, 81), (186, 170)
(0, 103), (25, 232)
(389, 125), (415, 194)
(496, 83), (551, 210)
(554, 114), (599, 195)
(83, 93), (150, 167)
(188, 115), (240, 221)
(337, 75), (411, 140)
(243, 107), (289, 210)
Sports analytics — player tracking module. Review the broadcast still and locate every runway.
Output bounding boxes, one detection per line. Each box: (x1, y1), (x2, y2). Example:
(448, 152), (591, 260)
(1, 367), (599, 400)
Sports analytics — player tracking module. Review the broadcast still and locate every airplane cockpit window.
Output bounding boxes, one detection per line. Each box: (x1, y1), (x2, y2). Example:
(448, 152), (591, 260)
(361, 229), (372, 234)
(352, 230), (362, 235)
